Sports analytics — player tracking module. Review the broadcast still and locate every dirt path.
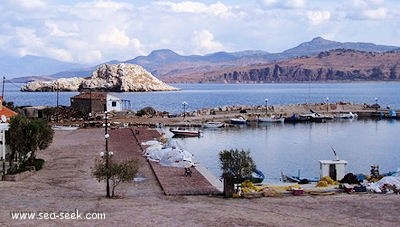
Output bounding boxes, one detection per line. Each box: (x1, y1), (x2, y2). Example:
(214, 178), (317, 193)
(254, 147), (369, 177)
(1, 128), (399, 226)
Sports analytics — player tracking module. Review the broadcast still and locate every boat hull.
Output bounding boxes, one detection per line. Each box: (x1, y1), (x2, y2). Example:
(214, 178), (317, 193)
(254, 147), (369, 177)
(203, 122), (224, 128)
(169, 129), (200, 137)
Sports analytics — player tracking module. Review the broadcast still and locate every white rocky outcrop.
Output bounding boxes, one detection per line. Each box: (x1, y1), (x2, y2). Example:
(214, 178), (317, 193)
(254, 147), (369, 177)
(21, 77), (85, 91)
(21, 63), (179, 92)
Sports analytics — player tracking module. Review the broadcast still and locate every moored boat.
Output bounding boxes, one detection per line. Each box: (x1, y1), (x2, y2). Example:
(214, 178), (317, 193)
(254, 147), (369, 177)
(169, 128), (200, 137)
(334, 112), (358, 119)
(203, 121), (224, 128)
(230, 117), (247, 125)
(284, 113), (310, 123)
(235, 168), (265, 184)
(258, 116), (285, 123)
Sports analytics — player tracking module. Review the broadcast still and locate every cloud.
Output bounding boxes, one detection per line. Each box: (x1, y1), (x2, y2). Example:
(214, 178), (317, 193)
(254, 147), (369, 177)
(361, 8), (387, 19)
(259, 0), (305, 9)
(98, 27), (130, 48)
(0, 0), (399, 65)
(155, 1), (234, 17)
(343, 0), (389, 20)
(307, 10), (331, 25)
(192, 30), (224, 54)
(45, 21), (78, 37)
(10, 0), (47, 9)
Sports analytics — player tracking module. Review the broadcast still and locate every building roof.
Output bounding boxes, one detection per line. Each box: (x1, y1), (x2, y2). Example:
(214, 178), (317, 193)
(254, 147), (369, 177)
(71, 92), (107, 100)
(0, 106), (18, 120)
(0, 96), (18, 122)
(71, 92), (121, 100)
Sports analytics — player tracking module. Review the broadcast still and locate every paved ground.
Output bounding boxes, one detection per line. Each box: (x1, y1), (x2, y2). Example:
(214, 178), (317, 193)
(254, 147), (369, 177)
(108, 127), (221, 196)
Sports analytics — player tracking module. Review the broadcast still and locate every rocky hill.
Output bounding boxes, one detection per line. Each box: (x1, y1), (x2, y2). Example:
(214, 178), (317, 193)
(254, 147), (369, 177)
(162, 49), (400, 83)
(21, 63), (179, 92)
(10, 37), (399, 84)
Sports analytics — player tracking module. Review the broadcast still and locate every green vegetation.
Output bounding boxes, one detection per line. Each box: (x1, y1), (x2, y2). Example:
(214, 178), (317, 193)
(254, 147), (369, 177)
(92, 157), (139, 198)
(6, 115), (54, 174)
(219, 149), (256, 197)
(136, 106), (156, 117)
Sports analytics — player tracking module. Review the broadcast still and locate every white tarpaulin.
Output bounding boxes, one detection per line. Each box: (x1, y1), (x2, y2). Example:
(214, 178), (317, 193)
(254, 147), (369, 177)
(368, 174), (400, 193)
(143, 140), (197, 167)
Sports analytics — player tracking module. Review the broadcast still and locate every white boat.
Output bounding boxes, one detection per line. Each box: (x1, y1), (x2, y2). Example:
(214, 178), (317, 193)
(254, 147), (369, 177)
(203, 122), (224, 128)
(334, 112), (358, 119)
(52, 125), (79, 131)
(258, 116), (285, 123)
(169, 128), (200, 137)
(230, 117), (247, 125)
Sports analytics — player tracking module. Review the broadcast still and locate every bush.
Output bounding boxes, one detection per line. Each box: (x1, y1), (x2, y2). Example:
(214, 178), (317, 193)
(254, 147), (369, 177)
(136, 106), (156, 117)
(33, 158), (45, 171)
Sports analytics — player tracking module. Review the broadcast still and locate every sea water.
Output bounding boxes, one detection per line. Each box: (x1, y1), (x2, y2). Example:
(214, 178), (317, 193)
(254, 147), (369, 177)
(5, 82), (400, 182)
(171, 119), (400, 183)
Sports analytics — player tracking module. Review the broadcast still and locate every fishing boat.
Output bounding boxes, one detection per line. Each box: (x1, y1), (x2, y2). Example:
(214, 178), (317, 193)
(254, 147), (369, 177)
(281, 172), (319, 183)
(235, 169), (265, 184)
(334, 112), (358, 119)
(284, 113), (310, 123)
(169, 128), (200, 137)
(203, 122), (224, 128)
(300, 112), (333, 122)
(258, 116), (285, 123)
(230, 117), (247, 125)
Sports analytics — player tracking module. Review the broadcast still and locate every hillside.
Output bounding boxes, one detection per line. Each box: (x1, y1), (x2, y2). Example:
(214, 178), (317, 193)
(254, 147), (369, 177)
(162, 49), (400, 83)
(8, 37), (400, 83)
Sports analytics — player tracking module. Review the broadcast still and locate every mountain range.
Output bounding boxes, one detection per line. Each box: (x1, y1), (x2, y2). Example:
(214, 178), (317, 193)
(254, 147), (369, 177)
(6, 37), (400, 83)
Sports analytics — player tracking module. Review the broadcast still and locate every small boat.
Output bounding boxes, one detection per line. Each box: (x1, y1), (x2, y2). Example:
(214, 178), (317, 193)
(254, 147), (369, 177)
(284, 114), (310, 123)
(52, 125), (79, 131)
(334, 112), (358, 119)
(281, 171), (319, 183)
(169, 128), (200, 137)
(230, 117), (247, 125)
(235, 169), (265, 184)
(203, 122), (224, 128)
(300, 112), (333, 122)
(258, 116), (285, 123)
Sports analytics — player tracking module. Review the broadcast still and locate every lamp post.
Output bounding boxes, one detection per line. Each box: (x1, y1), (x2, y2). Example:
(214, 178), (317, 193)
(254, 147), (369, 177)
(375, 97), (378, 112)
(265, 98), (268, 115)
(182, 101), (188, 119)
(102, 111), (111, 198)
(326, 97), (329, 113)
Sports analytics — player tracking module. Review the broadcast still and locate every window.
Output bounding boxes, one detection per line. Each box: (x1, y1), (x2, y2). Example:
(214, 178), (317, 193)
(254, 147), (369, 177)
(112, 101), (117, 107)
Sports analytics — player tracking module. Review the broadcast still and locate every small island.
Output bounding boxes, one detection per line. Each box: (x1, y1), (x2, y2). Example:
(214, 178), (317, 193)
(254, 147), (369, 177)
(20, 63), (180, 92)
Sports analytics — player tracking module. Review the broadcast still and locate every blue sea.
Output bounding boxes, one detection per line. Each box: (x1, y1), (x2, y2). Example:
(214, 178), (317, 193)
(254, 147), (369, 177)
(5, 82), (400, 182)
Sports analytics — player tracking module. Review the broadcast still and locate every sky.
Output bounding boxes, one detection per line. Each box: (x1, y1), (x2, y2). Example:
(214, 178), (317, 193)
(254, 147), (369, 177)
(0, 0), (399, 64)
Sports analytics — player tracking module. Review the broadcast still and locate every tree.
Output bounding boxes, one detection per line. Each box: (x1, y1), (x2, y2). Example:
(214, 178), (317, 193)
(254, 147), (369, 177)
(219, 149), (256, 197)
(92, 157), (139, 198)
(6, 115), (54, 173)
(136, 106), (156, 117)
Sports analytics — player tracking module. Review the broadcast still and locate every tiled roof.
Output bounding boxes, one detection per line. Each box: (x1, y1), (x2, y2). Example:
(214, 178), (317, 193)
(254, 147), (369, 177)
(71, 92), (107, 100)
(0, 106), (18, 121)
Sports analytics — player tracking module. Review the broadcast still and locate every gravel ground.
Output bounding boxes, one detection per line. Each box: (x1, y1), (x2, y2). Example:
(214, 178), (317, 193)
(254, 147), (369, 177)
(1, 128), (400, 226)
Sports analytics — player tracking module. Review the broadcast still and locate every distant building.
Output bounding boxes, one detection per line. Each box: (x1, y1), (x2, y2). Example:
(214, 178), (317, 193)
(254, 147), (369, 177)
(70, 92), (126, 115)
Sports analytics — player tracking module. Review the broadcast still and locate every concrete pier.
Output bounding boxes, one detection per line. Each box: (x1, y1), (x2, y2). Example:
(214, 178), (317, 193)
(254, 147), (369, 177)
(108, 127), (222, 196)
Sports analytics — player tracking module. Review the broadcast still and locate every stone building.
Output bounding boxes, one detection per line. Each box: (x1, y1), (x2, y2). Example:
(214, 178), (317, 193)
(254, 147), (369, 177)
(70, 92), (125, 115)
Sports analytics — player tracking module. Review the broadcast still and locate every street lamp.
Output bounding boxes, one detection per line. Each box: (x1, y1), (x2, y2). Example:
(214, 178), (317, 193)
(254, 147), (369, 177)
(326, 97), (329, 113)
(182, 101), (188, 119)
(265, 98), (268, 115)
(375, 97), (379, 112)
(102, 111), (112, 198)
